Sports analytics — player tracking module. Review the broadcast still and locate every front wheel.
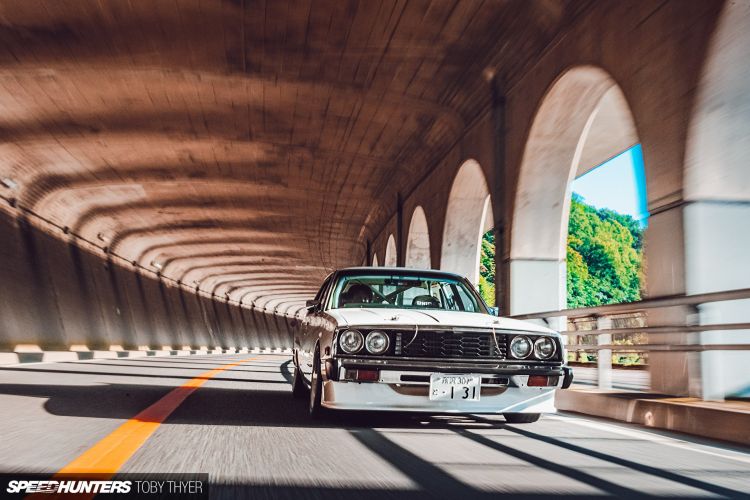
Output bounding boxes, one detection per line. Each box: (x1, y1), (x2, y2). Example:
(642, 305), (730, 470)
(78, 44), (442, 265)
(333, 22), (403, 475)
(503, 413), (541, 424)
(291, 354), (307, 399)
(308, 350), (327, 418)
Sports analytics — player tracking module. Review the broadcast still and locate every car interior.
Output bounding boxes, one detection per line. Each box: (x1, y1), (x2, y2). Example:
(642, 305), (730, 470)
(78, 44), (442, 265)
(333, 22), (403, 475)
(337, 280), (448, 309)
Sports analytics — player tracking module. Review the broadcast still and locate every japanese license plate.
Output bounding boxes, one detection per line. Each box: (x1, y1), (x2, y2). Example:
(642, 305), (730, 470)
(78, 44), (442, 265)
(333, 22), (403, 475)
(429, 373), (481, 401)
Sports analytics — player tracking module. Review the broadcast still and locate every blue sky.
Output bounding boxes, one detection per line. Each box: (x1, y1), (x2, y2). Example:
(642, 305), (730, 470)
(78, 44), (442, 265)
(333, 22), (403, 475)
(572, 144), (649, 222)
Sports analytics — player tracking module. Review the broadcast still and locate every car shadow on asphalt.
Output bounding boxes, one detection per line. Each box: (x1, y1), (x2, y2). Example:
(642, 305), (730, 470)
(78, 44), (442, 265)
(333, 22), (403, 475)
(0, 380), (506, 431)
(0, 362), (497, 430)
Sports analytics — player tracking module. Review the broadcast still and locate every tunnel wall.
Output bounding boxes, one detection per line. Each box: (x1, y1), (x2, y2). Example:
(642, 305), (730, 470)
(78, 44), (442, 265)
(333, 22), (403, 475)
(366, 1), (739, 398)
(0, 205), (294, 354)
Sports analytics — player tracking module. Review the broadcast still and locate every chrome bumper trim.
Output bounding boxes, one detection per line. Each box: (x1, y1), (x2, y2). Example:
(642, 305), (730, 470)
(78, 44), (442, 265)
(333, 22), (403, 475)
(321, 379), (558, 414)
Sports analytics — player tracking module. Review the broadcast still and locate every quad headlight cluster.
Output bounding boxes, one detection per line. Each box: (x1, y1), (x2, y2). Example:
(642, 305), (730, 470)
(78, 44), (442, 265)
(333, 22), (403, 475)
(338, 329), (389, 355)
(509, 335), (557, 360)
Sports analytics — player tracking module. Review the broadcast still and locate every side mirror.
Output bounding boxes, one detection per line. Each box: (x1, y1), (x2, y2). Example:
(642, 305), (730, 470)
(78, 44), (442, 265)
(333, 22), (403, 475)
(488, 306), (499, 316)
(305, 299), (321, 312)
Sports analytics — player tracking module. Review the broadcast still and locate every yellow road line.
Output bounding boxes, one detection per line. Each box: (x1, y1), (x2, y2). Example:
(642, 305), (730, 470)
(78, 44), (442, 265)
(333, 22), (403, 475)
(55, 356), (258, 475)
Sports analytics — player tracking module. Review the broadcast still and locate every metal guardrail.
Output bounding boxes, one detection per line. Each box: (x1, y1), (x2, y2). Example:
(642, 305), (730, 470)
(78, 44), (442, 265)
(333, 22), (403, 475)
(510, 287), (750, 390)
(568, 344), (750, 352)
(512, 287), (750, 320)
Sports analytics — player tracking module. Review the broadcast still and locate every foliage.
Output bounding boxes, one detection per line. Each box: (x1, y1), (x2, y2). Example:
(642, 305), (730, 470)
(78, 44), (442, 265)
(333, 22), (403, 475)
(476, 194), (644, 311)
(478, 275), (495, 307)
(478, 229), (495, 307)
(567, 194), (643, 308)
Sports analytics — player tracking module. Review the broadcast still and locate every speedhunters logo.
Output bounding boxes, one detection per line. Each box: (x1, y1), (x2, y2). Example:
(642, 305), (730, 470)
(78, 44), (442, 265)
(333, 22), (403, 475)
(7, 480), (132, 494)
(2, 474), (208, 498)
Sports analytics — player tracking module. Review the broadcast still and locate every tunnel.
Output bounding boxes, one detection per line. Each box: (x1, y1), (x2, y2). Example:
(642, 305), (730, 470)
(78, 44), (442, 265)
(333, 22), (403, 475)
(0, 1), (749, 497)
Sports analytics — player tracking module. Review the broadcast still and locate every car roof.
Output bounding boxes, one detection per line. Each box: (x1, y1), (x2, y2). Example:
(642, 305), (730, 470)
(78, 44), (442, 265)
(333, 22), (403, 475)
(336, 266), (467, 281)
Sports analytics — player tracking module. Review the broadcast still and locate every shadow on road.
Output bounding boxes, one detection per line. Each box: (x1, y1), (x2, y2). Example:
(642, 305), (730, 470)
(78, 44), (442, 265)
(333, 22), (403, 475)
(1, 358), (747, 499)
(0, 366), (288, 385)
(0, 379), (466, 429)
(0, 358), (456, 429)
(209, 483), (653, 500)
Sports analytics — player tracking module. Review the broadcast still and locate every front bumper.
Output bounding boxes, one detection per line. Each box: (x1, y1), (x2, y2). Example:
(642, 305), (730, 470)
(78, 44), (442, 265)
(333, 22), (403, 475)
(321, 364), (572, 413)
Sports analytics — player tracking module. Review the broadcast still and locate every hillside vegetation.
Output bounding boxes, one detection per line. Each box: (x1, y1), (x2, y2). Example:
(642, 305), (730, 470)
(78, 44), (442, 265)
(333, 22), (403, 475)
(478, 194), (644, 309)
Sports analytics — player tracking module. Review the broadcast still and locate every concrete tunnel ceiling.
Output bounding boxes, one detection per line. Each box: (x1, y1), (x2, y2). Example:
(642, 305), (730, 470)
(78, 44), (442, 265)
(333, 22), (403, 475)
(0, 1), (577, 314)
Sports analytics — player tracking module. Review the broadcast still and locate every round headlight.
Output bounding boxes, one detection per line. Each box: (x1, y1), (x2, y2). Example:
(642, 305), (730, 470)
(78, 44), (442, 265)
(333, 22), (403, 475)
(365, 330), (389, 355)
(534, 336), (556, 360)
(339, 329), (364, 354)
(510, 335), (532, 359)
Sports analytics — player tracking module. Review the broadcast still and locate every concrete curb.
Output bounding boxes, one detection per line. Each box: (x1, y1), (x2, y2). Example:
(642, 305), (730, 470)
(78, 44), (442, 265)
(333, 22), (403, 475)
(556, 388), (750, 446)
(0, 347), (294, 366)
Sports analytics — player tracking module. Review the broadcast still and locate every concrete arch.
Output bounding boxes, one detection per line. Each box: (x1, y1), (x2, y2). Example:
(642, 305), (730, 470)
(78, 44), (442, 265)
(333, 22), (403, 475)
(440, 159), (493, 285)
(685, 2), (750, 205)
(384, 234), (397, 267)
(405, 206), (431, 269)
(509, 65), (639, 316)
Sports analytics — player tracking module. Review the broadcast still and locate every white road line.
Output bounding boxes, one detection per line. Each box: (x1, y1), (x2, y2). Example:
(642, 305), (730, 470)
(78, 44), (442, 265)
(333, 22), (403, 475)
(548, 414), (750, 465)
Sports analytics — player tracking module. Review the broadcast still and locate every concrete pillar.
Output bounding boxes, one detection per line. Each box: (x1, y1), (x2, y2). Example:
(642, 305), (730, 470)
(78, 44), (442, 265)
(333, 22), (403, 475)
(642, 202), (750, 401)
(642, 204), (693, 396)
(643, 136), (750, 402)
(684, 201), (750, 400)
(508, 258), (567, 332)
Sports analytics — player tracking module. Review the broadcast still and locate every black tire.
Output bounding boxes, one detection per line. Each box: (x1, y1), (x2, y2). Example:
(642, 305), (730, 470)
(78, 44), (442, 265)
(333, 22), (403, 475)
(503, 413), (541, 424)
(291, 352), (307, 399)
(308, 348), (327, 418)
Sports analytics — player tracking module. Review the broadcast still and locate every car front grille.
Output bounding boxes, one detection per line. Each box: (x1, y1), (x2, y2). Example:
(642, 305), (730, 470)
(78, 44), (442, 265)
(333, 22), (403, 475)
(395, 330), (507, 360)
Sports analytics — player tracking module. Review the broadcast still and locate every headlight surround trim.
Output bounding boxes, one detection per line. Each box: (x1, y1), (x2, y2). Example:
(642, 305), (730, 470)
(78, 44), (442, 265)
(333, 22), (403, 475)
(509, 335), (533, 359)
(533, 336), (557, 360)
(365, 330), (390, 355)
(339, 329), (365, 354)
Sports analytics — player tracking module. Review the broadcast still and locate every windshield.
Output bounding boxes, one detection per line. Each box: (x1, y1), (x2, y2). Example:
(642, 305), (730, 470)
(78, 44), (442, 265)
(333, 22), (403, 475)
(330, 274), (486, 313)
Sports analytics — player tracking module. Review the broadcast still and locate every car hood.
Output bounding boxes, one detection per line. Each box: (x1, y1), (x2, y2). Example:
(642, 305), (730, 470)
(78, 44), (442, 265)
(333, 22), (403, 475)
(327, 308), (557, 336)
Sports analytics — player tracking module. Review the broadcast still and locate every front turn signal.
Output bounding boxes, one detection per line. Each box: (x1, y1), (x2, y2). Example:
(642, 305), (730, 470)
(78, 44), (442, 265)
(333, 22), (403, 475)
(527, 375), (559, 387)
(343, 368), (379, 382)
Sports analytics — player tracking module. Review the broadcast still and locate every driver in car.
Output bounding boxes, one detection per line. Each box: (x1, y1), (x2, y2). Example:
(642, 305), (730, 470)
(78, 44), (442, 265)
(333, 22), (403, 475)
(345, 284), (374, 304)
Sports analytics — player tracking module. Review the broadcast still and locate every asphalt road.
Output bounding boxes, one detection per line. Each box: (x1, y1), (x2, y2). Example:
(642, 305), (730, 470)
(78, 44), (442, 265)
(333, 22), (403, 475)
(1, 354), (748, 499)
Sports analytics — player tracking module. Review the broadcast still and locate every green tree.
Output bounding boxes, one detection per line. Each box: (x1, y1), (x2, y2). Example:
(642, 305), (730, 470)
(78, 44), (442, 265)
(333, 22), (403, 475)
(479, 229), (495, 307)
(476, 195), (642, 310)
(567, 194), (643, 308)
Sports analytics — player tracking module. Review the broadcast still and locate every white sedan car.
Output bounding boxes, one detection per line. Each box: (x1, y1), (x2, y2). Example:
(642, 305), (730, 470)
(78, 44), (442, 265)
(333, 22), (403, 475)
(292, 267), (573, 422)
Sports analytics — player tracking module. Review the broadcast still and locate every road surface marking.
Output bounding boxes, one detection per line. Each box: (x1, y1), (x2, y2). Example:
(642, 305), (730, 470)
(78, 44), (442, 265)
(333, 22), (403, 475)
(53, 356), (258, 475)
(549, 414), (750, 465)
